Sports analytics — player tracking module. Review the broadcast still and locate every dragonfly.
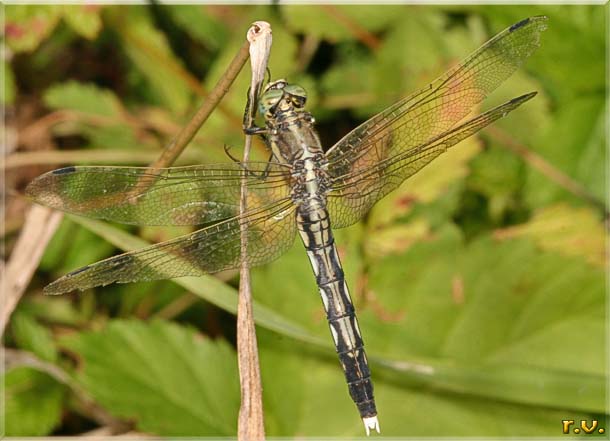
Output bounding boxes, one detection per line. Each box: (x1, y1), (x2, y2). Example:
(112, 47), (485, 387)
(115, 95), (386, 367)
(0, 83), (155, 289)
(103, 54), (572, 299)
(27, 16), (547, 435)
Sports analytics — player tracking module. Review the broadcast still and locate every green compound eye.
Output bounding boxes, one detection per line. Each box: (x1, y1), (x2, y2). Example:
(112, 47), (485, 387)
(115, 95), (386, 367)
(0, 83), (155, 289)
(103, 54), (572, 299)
(258, 88), (284, 116)
(284, 84), (306, 99)
(284, 84), (307, 107)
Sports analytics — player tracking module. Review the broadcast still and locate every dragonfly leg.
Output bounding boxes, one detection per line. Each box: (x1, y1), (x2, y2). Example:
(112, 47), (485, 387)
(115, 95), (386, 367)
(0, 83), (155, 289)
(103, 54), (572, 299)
(223, 144), (243, 165)
(265, 67), (272, 85)
(243, 125), (268, 136)
(247, 150), (279, 181)
(257, 151), (277, 180)
(242, 85), (269, 136)
(222, 144), (275, 181)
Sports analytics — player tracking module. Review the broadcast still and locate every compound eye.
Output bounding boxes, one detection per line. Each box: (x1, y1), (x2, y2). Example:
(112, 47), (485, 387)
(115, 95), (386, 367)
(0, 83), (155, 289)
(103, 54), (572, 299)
(258, 89), (283, 116)
(284, 84), (307, 107)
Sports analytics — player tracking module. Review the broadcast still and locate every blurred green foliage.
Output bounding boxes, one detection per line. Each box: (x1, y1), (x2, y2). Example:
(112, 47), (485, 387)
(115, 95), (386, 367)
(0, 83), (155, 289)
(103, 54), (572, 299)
(5, 3), (607, 437)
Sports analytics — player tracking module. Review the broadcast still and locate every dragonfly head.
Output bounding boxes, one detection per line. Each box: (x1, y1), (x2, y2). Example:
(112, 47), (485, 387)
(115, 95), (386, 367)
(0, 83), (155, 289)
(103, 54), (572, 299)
(259, 79), (308, 119)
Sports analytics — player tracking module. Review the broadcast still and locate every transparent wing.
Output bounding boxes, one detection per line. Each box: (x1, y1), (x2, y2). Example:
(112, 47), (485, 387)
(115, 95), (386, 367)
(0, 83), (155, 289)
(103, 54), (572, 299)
(325, 16), (547, 227)
(327, 93), (535, 226)
(44, 199), (297, 295)
(26, 162), (292, 226)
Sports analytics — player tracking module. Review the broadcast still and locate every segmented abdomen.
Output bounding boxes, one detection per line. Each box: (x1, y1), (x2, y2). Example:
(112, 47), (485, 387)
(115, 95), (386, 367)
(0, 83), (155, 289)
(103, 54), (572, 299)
(296, 201), (377, 419)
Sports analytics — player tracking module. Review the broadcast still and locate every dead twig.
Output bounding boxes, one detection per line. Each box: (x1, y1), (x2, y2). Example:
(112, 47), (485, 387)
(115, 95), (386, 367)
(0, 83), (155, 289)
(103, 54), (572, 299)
(1, 206), (63, 336)
(237, 21), (272, 441)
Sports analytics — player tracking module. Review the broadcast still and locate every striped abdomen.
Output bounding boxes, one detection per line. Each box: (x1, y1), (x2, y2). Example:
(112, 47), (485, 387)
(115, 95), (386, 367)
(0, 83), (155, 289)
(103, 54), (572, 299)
(296, 200), (378, 431)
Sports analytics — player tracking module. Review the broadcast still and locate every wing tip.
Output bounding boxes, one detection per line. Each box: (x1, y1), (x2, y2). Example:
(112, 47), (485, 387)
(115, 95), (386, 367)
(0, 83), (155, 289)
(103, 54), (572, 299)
(43, 282), (71, 296)
(510, 15), (549, 33)
(42, 265), (93, 295)
(24, 175), (43, 199)
(25, 171), (65, 209)
(511, 91), (538, 104)
(509, 17), (530, 32)
(52, 166), (77, 175)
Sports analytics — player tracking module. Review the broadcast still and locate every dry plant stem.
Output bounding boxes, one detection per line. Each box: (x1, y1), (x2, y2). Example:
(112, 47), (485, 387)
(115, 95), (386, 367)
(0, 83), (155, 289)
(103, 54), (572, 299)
(237, 21), (272, 441)
(80, 428), (151, 438)
(1, 206), (63, 336)
(488, 126), (609, 217)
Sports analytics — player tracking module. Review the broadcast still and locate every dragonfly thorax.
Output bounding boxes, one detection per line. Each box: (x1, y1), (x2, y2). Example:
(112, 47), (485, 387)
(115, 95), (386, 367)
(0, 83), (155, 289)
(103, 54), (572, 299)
(260, 79), (324, 165)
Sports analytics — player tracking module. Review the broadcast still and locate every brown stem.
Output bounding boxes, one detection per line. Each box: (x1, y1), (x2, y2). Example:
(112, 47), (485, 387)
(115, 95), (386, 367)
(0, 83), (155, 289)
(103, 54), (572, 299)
(237, 21), (271, 441)
(1, 206), (63, 336)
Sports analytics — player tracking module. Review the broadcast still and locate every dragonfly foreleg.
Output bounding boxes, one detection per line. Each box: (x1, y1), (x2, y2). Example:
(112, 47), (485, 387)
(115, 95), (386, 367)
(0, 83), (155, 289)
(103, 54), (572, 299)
(243, 125), (268, 136)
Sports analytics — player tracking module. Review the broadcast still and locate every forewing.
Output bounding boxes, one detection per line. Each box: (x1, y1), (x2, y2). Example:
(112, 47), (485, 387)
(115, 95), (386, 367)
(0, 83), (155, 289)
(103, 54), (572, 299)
(44, 200), (297, 294)
(328, 93), (536, 227)
(26, 162), (292, 226)
(325, 17), (547, 227)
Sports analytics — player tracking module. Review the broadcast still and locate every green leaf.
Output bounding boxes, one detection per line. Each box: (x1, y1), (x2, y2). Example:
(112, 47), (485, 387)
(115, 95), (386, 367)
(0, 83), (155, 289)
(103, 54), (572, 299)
(109, 7), (192, 115)
(61, 319), (239, 436)
(42, 81), (142, 149)
(525, 95), (605, 207)
(364, 231), (605, 411)
(60, 5), (103, 40)
(318, 12), (454, 119)
(11, 310), (58, 362)
(468, 145), (522, 199)
(282, 5), (403, 42)
(5, 367), (65, 436)
(166, 5), (229, 50)
(5, 5), (61, 52)
(18, 295), (88, 327)
(364, 219), (431, 259)
(467, 144), (524, 221)
(494, 203), (606, 267)
(85, 124), (140, 150)
(43, 81), (123, 117)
